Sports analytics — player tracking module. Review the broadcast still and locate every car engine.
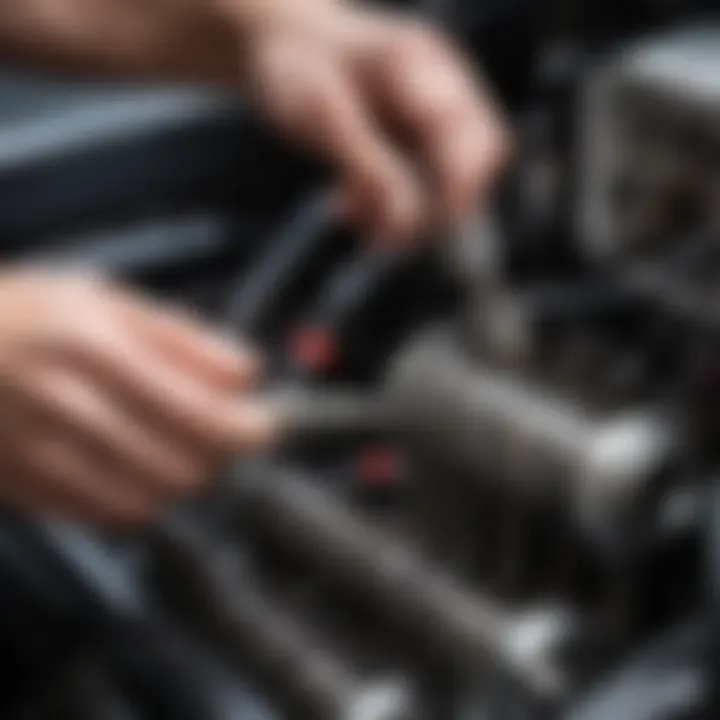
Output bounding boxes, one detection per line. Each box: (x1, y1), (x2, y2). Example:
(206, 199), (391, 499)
(0, 3), (718, 720)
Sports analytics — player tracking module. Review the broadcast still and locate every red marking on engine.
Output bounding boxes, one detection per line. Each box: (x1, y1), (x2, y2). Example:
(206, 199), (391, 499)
(290, 327), (339, 374)
(359, 446), (402, 487)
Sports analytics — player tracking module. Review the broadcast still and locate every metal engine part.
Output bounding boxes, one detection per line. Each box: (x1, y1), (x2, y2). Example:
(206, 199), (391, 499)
(264, 387), (387, 444)
(385, 327), (679, 551)
(229, 462), (586, 700)
(255, 319), (679, 553)
(154, 519), (415, 720)
(4, 15), (719, 720)
(578, 25), (720, 263)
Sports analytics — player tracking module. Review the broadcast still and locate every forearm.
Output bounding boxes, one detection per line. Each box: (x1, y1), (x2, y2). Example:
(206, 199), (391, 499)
(0, 0), (241, 85)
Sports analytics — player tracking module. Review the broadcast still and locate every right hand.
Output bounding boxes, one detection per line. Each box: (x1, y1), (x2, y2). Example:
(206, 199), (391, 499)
(0, 269), (275, 526)
(238, 1), (510, 246)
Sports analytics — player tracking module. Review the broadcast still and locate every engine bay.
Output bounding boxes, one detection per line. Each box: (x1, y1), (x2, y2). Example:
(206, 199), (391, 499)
(0, 5), (718, 720)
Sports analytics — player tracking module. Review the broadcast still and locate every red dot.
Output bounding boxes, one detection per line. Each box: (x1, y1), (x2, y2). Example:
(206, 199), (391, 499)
(359, 446), (402, 487)
(290, 327), (339, 374)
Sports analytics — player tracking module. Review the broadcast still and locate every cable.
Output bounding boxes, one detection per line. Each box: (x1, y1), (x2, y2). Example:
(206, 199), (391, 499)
(283, 252), (405, 381)
(224, 188), (339, 339)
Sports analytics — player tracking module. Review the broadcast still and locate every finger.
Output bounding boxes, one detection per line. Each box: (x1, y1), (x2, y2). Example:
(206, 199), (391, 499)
(316, 77), (422, 245)
(29, 370), (211, 499)
(65, 324), (277, 454)
(112, 291), (261, 391)
(371, 38), (509, 221)
(432, 106), (509, 219)
(253, 40), (423, 244)
(9, 434), (155, 525)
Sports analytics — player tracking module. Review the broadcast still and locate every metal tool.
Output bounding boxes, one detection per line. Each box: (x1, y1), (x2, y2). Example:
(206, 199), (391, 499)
(229, 461), (586, 700)
(154, 519), (415, 720)
(261, 387), (387, 446)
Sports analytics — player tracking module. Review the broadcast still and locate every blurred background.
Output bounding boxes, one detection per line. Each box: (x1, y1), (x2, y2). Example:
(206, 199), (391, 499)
(0, 1), (719, 719)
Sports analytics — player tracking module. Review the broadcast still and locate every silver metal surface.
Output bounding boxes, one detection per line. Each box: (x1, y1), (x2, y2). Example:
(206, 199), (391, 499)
(385, 328), (678, 547)
(263, 387), (386, 442)
(576, 24), (720, 262)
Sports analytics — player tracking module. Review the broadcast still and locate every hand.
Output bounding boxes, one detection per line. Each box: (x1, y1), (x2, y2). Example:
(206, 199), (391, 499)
(1, 0), (508, 246)
(242, 2), (510, 246)
(0, 269), (273, 526)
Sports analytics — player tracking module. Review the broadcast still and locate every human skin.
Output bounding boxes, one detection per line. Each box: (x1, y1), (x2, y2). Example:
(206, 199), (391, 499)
(0, 1), (509, 524)
(0, 0), (510, 243)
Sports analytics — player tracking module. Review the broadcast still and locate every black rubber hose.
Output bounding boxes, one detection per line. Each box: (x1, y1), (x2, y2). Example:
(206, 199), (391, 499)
(224, 188), (338, 339)
(281, 252), (405, 381)
(219, 188), (408, 437)
(305, 253), (403, 330)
